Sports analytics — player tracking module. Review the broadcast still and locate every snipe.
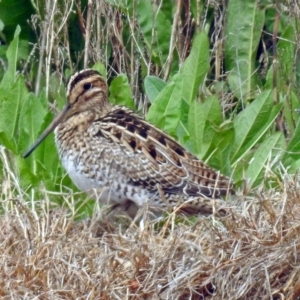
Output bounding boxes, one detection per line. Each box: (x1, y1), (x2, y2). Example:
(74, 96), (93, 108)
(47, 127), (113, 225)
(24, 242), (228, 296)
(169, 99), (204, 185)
(23, 69), (234, 216)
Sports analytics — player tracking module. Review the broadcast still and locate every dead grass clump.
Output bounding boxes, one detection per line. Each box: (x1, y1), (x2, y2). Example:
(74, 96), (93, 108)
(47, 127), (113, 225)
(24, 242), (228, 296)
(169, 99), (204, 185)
(0, 184), (300, 299)
(1, 179), (300, 299)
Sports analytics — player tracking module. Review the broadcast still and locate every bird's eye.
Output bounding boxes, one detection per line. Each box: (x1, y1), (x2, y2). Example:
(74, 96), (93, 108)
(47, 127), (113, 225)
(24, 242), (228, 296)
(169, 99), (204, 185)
(83, 83), (92, 90)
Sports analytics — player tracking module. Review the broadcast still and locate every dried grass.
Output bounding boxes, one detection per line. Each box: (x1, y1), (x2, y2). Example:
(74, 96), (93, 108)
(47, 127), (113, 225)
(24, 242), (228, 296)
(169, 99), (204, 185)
(1, 157), (300, 299)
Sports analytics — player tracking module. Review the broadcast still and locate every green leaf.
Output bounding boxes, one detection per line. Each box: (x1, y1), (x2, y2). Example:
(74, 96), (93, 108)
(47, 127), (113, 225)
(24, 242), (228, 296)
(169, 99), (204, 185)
(282, 91), (299, 136)
(0, 131), (17, 154)
(224, 0), (265, 101)
(188, 95), (222, 158)
(0, 0), (34, 42)
(231, 90), (282, 166)
(245, 132), (284, 189)
(19, 89), (64, 187)
(146, 74), (183, 137)
(0, 26), (20, 87)
(19, 90), (48, 155)
(146, 32), (210, 138)
(126, 0), (171, 65)
(92, 62), (107, 79)
(109, 74), (135, 110)
(0, 76), (28, 144)
(205, 120), (235, 175)
(277, 18), (297, 83)
(144, 76), (167, 103)
(181, 32), (210, 105)
(282, 119), (300, 170)
(176, 121), (190, 149)
(16, 155), (39, 188)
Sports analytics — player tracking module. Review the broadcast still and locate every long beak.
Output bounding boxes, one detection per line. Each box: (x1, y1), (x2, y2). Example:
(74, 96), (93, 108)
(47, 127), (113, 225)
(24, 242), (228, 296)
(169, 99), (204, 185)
(23, 104), (70, 158)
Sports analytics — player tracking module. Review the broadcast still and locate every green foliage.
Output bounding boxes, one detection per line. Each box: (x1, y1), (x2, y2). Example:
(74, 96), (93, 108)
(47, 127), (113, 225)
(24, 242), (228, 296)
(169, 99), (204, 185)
(109, 74), (135, 110)
(143, 29), (289, 190)
(245, 132), (284, 189)
(126, 0), (172, 65)
(0, 0), (34, 42)
(0, 28), (64, 190)
(231, 90), (282, 166)
(147, 32), (209, 137)
(1, 0), (300, 203)
(224, 0), (265, 102)
(144, 76), (167, 104)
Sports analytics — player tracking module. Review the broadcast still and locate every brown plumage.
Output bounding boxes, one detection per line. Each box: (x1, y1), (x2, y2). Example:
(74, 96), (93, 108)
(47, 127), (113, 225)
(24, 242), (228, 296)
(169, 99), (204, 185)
(24, 69), (234, 216)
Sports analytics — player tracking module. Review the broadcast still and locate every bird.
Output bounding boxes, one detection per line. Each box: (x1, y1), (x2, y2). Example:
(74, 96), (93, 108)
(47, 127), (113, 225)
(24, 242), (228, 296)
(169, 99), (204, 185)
(23, 69), (234, 217)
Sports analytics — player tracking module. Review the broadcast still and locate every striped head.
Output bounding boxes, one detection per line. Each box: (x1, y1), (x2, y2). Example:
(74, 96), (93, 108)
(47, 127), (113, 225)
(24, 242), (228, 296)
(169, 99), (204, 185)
(66, 69), (108, 117)
(23, 69), (108, 158)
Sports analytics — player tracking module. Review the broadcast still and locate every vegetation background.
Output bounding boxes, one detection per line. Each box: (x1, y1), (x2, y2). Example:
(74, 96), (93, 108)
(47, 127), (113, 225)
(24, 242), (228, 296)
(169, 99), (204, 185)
(0, 0), (300, 298)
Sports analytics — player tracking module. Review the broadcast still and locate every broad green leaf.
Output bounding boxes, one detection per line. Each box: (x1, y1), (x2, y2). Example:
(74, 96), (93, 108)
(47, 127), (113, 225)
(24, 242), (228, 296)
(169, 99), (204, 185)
(188, 96), (222, 158)
(0, 76), (28, 144)
(188, 100), (204, 156)
(33, 123), (62, 186)
(146, 32), (210, 138)
(16, 155), (39, 188)
(286, 159), (300, 175)
(246, 132), (284, 189)
(231, 151), (252, 187)
(176, 99), (191, 149)
(0, 131), (17, 154)
(144, 76), (167, 103)
(0, 26), (20, 87)
(24, 119), (62, 185)
(224, 0), (265, 101)
(176, 121), (190, 149)
(277, 18), (296, 83)
(231, 90), (282, 165)
(92, 62), (107, 78)
(181, 32), (210, 105)
(19, 90), (48, 156)
(109, 74), (135, 110)
(20, 89), (64, 187)
(204, 120), (235, 175)
(146, 74), (182, 137)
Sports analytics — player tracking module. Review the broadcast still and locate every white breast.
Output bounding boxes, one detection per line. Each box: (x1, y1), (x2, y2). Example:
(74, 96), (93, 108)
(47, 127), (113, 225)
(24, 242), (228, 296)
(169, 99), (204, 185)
(60, 153), (152, 207)
(61, 155), (96, 191)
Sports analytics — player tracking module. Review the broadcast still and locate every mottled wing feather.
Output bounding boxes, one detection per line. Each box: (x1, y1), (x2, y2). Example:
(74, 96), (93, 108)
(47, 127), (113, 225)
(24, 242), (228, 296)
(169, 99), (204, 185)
(92, 106), (234, 198)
